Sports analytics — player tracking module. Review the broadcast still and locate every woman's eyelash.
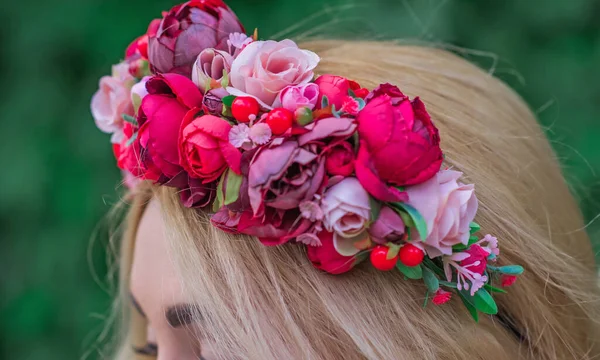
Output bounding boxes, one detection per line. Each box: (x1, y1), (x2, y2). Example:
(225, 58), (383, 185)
(133, 343), (158, 356)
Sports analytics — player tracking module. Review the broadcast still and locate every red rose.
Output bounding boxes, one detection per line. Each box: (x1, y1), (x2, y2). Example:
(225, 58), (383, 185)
(355, 84), (443, 201)
(325, 142), (355, 176)
(148, 0), (244, 77)
(365, 83), (407, 104)
(179, 113), (242, 183)
(315, 75), (367, 110)
(113, 122), (144, 177)
(137, 73), (203, 182)
(307, 231), (362, 274)
(460, 244), (490, 275)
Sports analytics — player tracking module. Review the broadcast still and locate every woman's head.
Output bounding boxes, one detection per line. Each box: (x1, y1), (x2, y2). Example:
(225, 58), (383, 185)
(107, 41), (600, 360)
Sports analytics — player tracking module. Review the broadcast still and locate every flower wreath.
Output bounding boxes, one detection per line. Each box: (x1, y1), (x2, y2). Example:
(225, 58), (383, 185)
(91, 0), (523, 320)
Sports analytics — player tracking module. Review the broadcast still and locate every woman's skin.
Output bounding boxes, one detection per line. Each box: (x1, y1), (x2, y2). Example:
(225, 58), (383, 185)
(130, 198), (213, 359)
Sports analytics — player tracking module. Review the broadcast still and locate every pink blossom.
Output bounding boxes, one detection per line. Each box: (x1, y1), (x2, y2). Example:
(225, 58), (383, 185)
(91, 62), (135, 143)
(321, 178), (371, 256)
(229, 124), (251, 148)
(228, 39), (320, 108)
(477, 234), (500, 257)
(339, 96), (360, 115)
(405, 169), (478, 258)
(130, 76), (151, 113)
(432, 289), (452, 305)
(227, 32), (253, 57)
(192, 48), (234, 93)
(274, 83), (319, 112)
(368, 206), (405, 244)
(248, 123), (272, 145)
(299, 201), (324, 222)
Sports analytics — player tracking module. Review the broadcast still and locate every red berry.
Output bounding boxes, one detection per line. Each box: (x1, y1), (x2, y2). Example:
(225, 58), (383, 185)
(265, 108), (294, 135)
(399, 244), (425, 267)
(370, 245), (399, 271)
(231, 97), (260, 123)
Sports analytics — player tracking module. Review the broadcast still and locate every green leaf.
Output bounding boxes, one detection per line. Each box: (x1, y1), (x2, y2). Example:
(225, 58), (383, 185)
(224, 170), (243, 206)
(348, 88), (357, 97)
(369, 196), (381, 223)
(472, 288), (498, 315)
(331, 104), (341, 118)
(484, 284), (507, 294)
(356, 98), (366, 111)
(389, 202), (428, 241)
(468, 235), (479, 245)
(469, 222), (481, 234)
(488, 265), (524, 275)
(452, 243), (468, 252)
(458, 291), (479, 322)
(422, 291), (430, 308)
(439, 280), (458, 289)
(422, 266), (440, 292)
(396, 262), (423, 279)
(213, 174), (226, 212)
(125, 132), (138, 147)
(221, 69), (229, 88)
(386, 243), (401, 260)
(321, 95), (329, 108)
(122, 113), (138, 126)
(222, 95), (236, 108)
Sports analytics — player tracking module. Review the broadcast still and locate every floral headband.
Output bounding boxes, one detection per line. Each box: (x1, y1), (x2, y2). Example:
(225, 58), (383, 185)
(91, 0), (523, 320)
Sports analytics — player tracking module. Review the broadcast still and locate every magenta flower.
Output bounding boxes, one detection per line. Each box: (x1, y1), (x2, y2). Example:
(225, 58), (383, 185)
(443, 244), (490, 296)
(274, 83), (319, 112)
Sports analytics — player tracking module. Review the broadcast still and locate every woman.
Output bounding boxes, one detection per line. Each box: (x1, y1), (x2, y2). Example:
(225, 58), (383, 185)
(91, 2), (600, 359)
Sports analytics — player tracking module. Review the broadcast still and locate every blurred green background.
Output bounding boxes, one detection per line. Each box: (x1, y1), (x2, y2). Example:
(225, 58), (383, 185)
(1, 0), (598, 359)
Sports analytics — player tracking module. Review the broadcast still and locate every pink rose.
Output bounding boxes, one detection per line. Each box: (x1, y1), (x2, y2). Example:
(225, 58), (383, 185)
(179, 114), (242, 183)
(355, 84), (443, 201)
(192, 48), (234, 93)
(314, 75), (367, 110)
(321, 178), (371, 256)
(91, 62), (135, 143)
(307, 231), (362, 275)
(405, 169), (478, 258)
(228, 39), (320, 108)
(137, 74), (203, 182)
(325, 142), (355, 176)
(274, 83), (319, 112)
(147, 0), (244, 77)
(368, 206), (405, 244)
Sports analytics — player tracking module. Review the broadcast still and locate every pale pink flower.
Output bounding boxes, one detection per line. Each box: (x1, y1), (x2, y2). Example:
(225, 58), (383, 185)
(321, 177), (371, 256)
(91, 62), (135, 143)
(130, 76), (151, 113)
(192, 48), (234, 93)
(229, 124), (251, 148)
(297, 233), (322, 247)
(228, 39), (320, 108)
(405, 169), (478, 258)
(248, 123), (272, 145)
(299, 200), (324, 222)
(477, 234), (500, 257)
(273, 83), (319, 111)
(227, 32), (253, 57)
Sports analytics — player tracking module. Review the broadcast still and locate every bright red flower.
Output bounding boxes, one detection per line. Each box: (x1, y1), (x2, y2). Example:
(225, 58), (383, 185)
(147, 0), (244, 77)
(137, 73), (203, 182)
(432, 289), (452, 305)
(179, 113), (242, 183)
(113, 122), (143, 177)
(307, 231), (361, 275)
(355, 84), (443, 201)
(501, 274), (518, 287)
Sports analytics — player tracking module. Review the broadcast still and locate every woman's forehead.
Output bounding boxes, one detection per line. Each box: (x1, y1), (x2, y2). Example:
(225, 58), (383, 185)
(130, 198), (187, 321)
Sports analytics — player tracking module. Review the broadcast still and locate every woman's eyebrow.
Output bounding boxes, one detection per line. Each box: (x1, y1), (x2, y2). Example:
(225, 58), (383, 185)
(165, 303), (199, 328)
(130, 293), (146, 318)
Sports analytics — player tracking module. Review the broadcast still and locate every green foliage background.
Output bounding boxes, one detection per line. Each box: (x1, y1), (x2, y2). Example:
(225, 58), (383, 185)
(1, 0), (598, 359)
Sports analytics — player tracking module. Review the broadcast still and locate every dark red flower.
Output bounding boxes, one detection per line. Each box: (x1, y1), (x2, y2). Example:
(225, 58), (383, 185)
(137, 73), (203, 182)
(113, 122), (144, 177)
(325, 142), (355, 176)
(148, 0), (244, 77)
(307, 231), (362, 275)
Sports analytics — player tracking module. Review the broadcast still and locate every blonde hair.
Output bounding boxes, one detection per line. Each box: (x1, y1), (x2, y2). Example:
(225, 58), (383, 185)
(109, 41), (600, 360)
